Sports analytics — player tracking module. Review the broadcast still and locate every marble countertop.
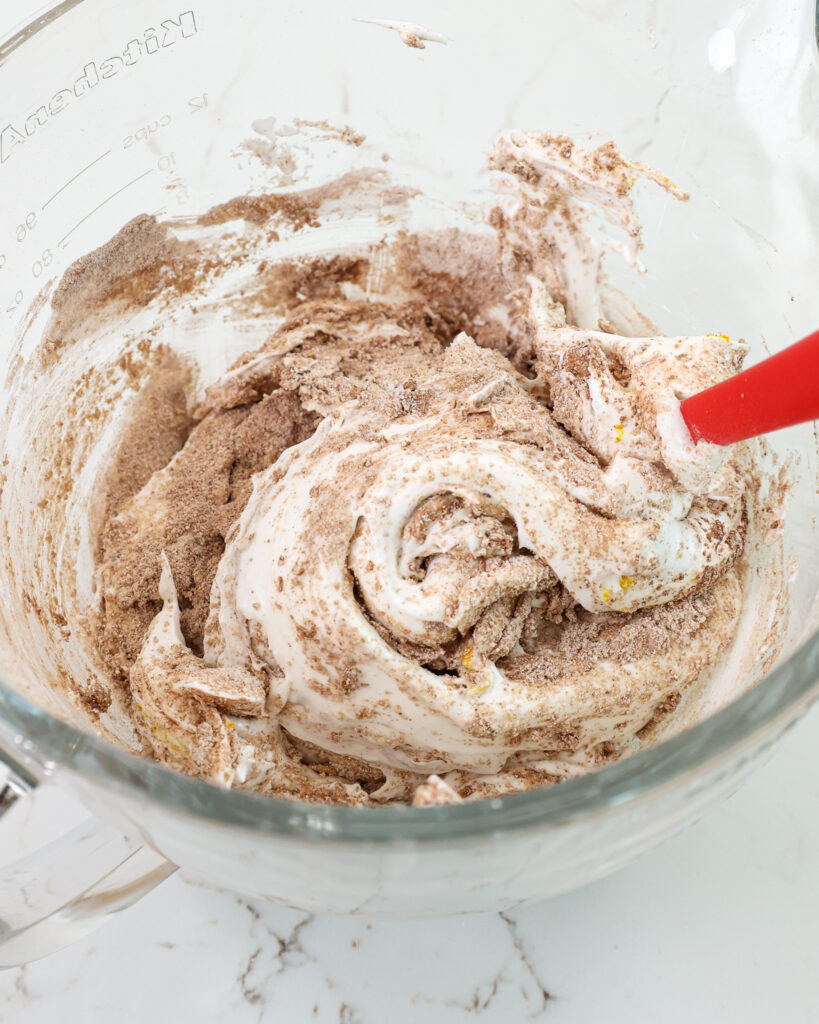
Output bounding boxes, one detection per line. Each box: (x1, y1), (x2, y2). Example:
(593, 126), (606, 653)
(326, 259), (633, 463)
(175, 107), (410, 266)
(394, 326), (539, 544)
(1, 2), (818, 1021)
(1, 704), (817, 1023)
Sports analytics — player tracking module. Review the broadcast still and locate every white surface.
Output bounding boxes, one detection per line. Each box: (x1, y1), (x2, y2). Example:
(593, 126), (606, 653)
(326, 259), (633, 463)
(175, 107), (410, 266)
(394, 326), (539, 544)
(1, 1), (818, 1021)
(0, 705), (817, 1022)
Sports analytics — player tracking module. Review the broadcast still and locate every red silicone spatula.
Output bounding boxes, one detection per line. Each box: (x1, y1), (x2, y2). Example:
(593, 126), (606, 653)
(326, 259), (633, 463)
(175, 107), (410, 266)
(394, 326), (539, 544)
(680, 329), (819, 446)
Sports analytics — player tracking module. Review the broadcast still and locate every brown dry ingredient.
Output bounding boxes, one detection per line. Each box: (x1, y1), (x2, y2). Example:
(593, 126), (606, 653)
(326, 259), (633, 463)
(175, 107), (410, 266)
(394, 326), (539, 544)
(240, 254), (372, 322)
(91, 202), (511, 720)
(291, 119), (365, 147)
(95, 347), (195, 528)
(60, 173), (747, 805)
(502, 590), (717, 683)
(199, 192), (322, 231)
(46, 217), (202, 355)
(634, 692), (683, 741)
(201, 168), (386, 232)
(282, 731), (386, 792)
(99, 388), (318, 672)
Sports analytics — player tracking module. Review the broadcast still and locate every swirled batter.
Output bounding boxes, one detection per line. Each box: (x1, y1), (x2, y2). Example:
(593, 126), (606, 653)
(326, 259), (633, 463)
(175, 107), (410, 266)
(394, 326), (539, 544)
(89, 132), (775, 804)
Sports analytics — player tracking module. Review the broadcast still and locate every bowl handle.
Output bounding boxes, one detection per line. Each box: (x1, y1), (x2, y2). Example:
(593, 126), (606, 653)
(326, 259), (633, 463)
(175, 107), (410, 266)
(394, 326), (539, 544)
(0, 750), (175, 967)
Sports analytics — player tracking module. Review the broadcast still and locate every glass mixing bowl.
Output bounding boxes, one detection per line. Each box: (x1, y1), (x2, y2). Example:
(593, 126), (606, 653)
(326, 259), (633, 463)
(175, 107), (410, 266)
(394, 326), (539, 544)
(0, 0), (818, 966)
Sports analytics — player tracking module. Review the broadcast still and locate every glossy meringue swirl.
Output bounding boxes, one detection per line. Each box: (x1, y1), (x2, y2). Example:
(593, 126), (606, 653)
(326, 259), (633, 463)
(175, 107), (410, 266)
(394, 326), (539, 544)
(198, 317), (745, 778)
(111, 132), (760, 803)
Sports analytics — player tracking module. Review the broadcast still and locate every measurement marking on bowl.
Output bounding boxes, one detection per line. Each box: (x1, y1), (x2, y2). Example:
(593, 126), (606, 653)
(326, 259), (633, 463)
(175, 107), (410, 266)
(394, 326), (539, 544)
(42, 149), (112, 211)
(58, 168), (153, 248)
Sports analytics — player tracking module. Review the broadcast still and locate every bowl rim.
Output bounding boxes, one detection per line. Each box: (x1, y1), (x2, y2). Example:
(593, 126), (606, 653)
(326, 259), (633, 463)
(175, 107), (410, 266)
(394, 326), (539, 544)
(0, 0), (818, 845)
(2, 633), (818, 843)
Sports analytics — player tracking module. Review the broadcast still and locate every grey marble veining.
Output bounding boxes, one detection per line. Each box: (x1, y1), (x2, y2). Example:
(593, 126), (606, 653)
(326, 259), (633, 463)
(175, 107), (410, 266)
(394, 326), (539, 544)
(1, 703), (817, 1024)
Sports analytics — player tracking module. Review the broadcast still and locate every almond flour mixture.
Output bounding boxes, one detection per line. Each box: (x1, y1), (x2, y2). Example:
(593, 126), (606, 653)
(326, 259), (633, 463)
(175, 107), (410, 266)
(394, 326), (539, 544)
(4, 132), (787, 806)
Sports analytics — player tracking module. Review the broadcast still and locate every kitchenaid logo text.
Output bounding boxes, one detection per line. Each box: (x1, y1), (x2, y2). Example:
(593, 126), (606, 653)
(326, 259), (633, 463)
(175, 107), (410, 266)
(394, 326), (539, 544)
(0, 11), (198, 165)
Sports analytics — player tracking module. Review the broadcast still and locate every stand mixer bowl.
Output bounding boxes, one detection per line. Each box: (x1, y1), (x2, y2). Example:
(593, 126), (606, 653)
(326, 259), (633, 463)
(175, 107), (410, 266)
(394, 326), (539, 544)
(0, 0), (817, 965)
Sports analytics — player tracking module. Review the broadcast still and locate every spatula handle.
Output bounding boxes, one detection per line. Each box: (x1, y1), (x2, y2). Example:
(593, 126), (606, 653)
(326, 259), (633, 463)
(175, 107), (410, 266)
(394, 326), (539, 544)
(680, 329), (819, 446)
